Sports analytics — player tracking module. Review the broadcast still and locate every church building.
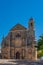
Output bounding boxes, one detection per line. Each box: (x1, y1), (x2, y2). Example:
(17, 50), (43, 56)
(1, 18), (37, 60)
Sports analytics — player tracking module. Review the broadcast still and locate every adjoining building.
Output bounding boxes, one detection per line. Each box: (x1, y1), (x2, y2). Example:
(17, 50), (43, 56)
(1, 18), (37, 60)
(0, 49), (2, 59)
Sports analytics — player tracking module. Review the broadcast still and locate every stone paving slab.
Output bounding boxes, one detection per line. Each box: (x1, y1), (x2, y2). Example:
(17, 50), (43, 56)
(0, 59), (43, 65)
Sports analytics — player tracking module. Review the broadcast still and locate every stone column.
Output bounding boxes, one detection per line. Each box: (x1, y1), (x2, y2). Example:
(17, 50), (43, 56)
(35, 48), (37, 60)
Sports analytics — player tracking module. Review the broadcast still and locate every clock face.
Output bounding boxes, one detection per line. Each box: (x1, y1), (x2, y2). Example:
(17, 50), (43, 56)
(15, 38), (22, 47)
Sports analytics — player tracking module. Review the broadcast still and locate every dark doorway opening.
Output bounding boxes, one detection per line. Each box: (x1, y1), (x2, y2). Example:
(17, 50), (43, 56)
(16, 52), (20, 59)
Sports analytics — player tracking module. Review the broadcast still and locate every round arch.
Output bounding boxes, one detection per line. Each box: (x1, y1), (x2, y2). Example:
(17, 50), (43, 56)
(16, 52), (20, 59)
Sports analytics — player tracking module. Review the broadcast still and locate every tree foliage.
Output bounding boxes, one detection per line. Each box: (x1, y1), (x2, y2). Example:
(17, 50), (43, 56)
(37, 35), (43, 58)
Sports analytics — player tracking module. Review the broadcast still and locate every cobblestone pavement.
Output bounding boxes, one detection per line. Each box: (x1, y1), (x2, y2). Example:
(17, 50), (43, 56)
(0, 59), (43, 65)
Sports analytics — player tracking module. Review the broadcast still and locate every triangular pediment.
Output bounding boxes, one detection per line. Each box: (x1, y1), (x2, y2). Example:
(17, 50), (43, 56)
(10, 24), (27, 31)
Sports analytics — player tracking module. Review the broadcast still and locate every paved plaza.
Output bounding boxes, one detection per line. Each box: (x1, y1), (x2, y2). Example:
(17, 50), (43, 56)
(0, 59), (43, 65)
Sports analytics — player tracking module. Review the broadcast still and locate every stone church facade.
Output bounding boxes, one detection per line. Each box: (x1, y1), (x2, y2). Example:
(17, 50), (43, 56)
(1, 18), (37, 60)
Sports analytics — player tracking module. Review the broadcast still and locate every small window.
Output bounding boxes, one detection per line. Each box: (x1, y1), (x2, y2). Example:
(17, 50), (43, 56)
(31, 23), (33, 26)
(16, 33), (21, 38)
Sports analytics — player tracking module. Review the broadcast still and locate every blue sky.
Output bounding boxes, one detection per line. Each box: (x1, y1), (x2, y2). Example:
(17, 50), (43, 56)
(0, 0), (43, 44)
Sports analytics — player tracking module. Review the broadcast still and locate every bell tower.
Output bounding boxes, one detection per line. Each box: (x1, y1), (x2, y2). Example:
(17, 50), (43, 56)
(28, 18), (37, 60)
(29, 17), (35, 38)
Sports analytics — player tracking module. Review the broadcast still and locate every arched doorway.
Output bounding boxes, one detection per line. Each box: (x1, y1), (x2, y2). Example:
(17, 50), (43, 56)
(16, 52), (20, 59)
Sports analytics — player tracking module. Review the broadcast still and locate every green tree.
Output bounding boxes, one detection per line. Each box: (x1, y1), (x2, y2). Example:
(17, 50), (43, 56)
(37, 35), (43, 58)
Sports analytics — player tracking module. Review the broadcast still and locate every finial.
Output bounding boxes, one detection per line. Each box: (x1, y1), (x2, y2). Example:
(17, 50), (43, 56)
(29, 17), (33, 21)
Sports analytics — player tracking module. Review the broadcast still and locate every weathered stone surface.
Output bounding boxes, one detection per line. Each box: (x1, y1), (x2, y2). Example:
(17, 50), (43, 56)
(1, 18), (37, 60)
